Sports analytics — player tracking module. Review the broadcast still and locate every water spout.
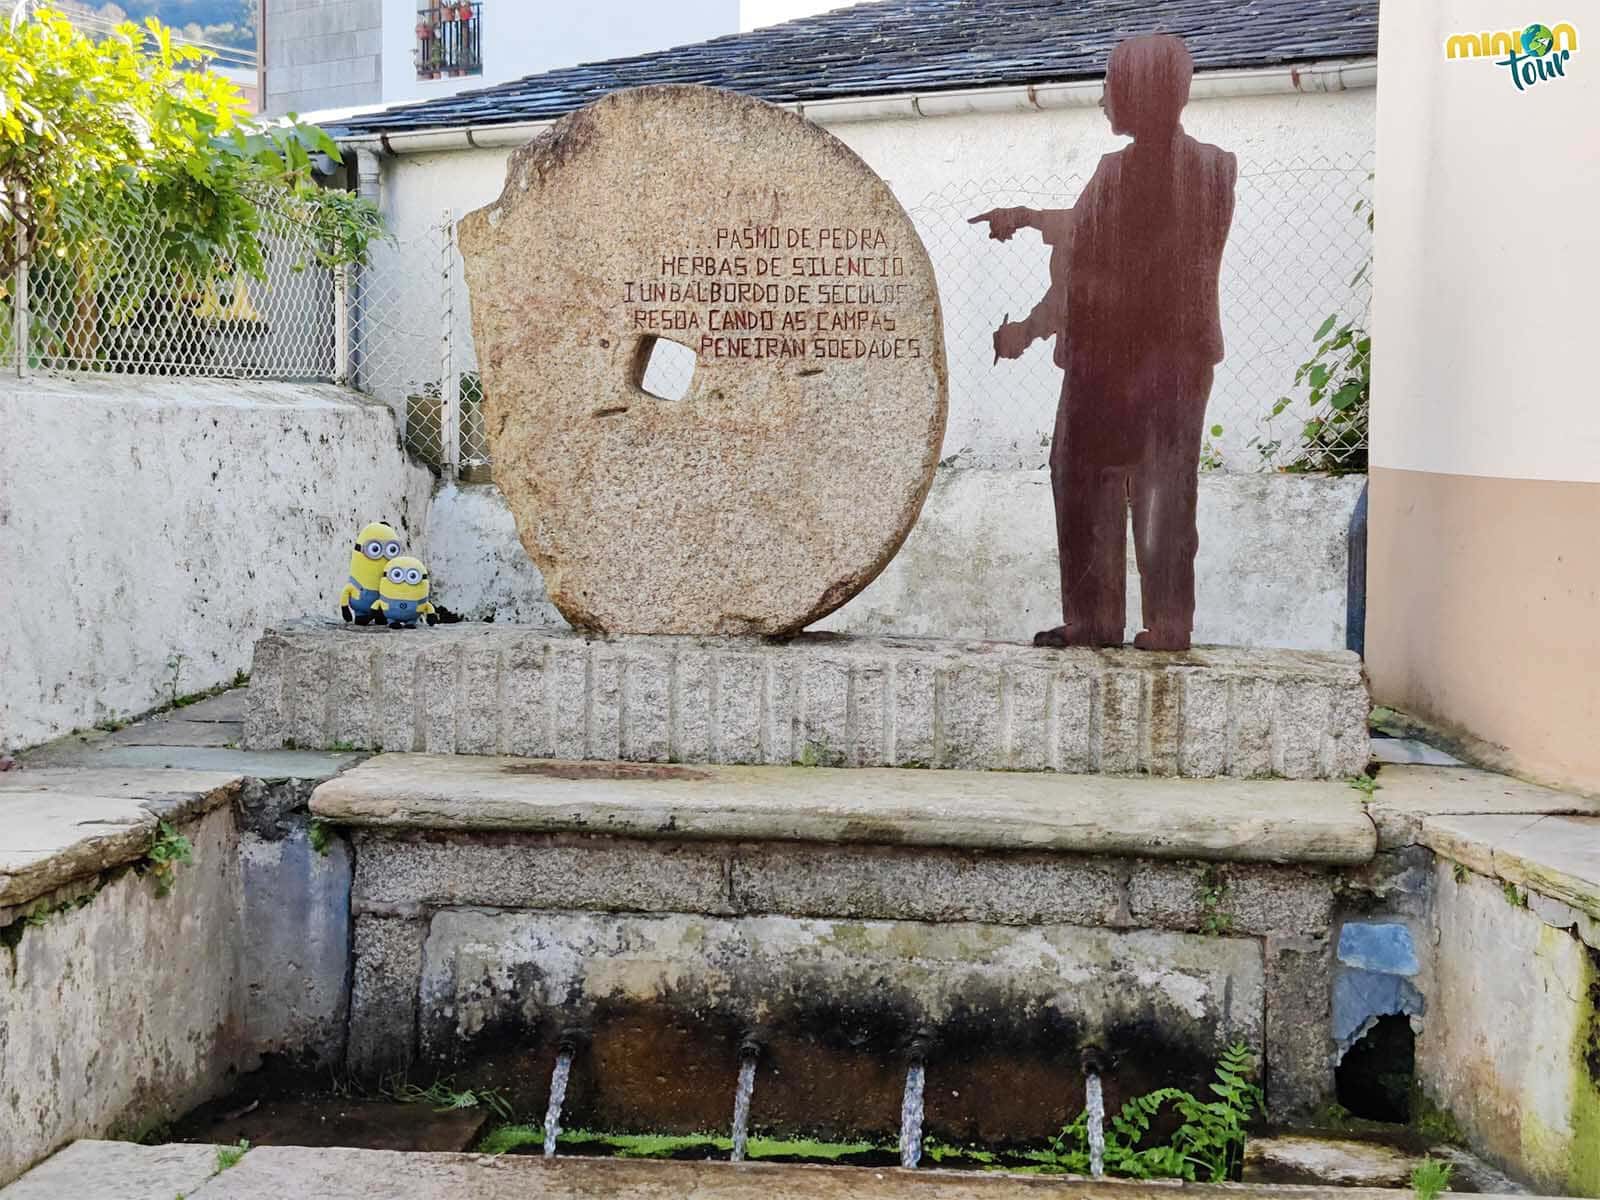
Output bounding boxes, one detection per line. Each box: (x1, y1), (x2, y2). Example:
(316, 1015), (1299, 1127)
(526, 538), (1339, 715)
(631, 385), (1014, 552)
(729, 1036), (762, 1163)
(1082, 1047), (1106, 1180)
(899, 1028), (933, 1170)
(1085, 1070), (1106, 1177)
(899, 1063), (926, 1169)
(543, 1029), (584, 1159)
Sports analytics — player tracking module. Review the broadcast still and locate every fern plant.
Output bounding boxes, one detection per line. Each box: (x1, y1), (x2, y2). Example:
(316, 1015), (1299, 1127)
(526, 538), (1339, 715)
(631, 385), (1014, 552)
(1040, 1043), (1263, 1182)
(1174, 1042), (1264, 1181)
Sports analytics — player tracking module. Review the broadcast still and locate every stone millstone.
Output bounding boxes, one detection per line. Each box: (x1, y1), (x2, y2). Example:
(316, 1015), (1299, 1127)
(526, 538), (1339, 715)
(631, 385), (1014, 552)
(458, 85), (948, 635)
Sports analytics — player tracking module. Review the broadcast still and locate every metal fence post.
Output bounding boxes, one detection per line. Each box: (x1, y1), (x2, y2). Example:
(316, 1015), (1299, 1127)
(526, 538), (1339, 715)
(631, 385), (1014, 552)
(438, 211), (460, 475)
(13, 187), (28, 380)
(332, 261), (349, 385)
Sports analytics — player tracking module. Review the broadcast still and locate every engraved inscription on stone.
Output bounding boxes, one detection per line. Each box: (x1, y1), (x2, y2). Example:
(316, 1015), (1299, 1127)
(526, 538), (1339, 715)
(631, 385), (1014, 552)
(459, 85), (947, 636)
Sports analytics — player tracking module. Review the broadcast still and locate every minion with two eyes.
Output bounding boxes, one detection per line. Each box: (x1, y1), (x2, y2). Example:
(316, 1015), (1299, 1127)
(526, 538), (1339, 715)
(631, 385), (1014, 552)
(340, 521), (403, 625)
(374, 557), (438, 629)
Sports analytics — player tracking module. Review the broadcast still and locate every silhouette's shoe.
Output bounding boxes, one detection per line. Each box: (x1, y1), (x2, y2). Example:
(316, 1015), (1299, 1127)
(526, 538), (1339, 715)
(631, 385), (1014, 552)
(1033, 623), (1121, 648)
(1132, 627), (1191, 651)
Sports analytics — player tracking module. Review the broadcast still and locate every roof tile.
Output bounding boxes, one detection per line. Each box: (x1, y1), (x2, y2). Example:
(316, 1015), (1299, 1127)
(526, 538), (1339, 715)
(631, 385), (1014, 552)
(332, 0), (1378, 137)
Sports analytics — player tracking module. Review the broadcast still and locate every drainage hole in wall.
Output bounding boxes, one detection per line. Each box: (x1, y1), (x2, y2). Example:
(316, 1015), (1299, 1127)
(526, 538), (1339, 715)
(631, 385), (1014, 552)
(1335, 1014), (1415, 1123)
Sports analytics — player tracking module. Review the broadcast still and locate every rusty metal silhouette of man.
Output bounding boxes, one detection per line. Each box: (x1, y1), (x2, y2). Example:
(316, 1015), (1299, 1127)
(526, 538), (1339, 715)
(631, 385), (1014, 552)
(972, 34), (1236, 651)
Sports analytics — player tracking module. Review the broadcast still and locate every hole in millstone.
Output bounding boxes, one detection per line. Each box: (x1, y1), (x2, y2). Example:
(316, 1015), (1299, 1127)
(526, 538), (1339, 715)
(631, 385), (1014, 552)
(633, 335), (697, 401)
(1335, 1013), (1415, 1122)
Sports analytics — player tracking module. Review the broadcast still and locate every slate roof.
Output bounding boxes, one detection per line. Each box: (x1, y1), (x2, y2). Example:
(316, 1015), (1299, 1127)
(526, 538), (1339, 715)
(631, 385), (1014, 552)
(331, 0), (1378, 137)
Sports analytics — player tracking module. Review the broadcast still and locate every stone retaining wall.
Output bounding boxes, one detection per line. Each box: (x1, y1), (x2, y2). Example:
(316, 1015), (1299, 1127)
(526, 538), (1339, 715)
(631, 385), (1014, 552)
(245, 623), (1368, 779)
(0, 799), (250, 1184)
(342, 827), (1341, 1122)
(0, 378), (433, 752)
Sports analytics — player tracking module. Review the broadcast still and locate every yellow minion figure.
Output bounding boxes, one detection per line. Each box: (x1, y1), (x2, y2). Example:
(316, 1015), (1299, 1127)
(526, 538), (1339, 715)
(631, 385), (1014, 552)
(374, 557), (437, 629)
(340, 521), (403, 625)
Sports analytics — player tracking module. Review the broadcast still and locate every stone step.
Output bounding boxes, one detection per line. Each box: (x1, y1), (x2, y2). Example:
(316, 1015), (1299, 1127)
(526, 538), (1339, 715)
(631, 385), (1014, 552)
(0, 767), (243, 912)
(2, 1141), (1566, 1199)
(311, 752), (1376, 864)
(0, 1141), (222, 1200)
(245, 621), (1369, 779)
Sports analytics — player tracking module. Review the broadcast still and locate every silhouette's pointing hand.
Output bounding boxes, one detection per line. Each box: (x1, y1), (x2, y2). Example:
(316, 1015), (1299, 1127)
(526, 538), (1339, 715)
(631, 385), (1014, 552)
(969, 207), (1025, 242)
(993, 315), (1031, 362)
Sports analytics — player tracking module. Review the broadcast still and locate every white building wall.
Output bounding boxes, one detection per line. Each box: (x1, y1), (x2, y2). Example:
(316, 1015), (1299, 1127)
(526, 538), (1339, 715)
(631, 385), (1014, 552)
(264, 0), (384, 116)
(1366, 2), (1600, 793)
(369, 86), (1376, 467)
(379, 0), (740, 106)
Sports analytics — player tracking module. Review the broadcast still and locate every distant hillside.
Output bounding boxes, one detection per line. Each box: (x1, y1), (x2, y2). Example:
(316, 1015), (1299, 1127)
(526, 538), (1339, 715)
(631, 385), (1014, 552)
(67, 1), (255, 51)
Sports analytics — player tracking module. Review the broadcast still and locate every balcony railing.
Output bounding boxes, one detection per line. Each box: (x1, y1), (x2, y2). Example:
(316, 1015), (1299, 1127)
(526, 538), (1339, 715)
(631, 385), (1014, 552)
(416, 3), (482, 80)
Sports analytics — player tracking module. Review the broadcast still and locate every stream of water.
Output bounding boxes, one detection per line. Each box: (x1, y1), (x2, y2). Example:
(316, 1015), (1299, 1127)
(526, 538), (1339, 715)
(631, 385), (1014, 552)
(729, 1056), (758, 1162)
(1085, 1070), (1105, 1178)
(898, 1062), (926, 1169)
(542, 1049), (574, 1158)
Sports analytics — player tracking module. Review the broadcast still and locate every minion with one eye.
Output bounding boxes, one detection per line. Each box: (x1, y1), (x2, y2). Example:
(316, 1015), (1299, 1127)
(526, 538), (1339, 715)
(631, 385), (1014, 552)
(340, 521), (403, 625)
(374, 556), (438, 629)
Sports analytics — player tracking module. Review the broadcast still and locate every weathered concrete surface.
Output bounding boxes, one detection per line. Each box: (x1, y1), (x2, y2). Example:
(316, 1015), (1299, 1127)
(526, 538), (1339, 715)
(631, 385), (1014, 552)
(423, 483), (563, 626)
(1243, 1136), (1419, 1188)
(1419, 862), (1600, 1197)
(820, 470), (1366, 651)
(18, 687), (362, 780)
(1366, 765), (1600, 851)
(175, 1145), (1522, 1200)
(0, 768), (241, 910)
(247, 622), (1371, 779)
(459, 86), (947, 636)
(1421, 813), (1600, 923)
(0, 377), (433, 753)
(1262, 934), (1336, 1122)
(0, 806), (249, 1185)
(239, 826), (352, 1065)
(414, 910), (1263, 1138)
(314, 753), (1376, 864)
(426, 472), (1365, 651)
(14, 744), (365, 777)
(347, 915), (427, 1079)
(0, 1140), (221, 1200)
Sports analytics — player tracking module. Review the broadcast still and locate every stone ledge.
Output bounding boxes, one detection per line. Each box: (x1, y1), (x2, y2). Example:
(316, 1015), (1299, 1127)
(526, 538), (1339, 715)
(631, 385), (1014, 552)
(1365, 764), (1600, 850)
(311, 753), (1376, 864)
(0, 1140), (221, 1199)
(1420, 812), (1600, 922)
(246, 621), (1369, 779)
(48, 1142), (1543, 1200)
(0, 768), (242, 911)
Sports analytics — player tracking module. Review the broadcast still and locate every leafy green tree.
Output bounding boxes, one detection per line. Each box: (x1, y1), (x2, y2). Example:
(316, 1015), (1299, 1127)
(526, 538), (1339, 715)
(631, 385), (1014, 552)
(0, 6), (379, 362)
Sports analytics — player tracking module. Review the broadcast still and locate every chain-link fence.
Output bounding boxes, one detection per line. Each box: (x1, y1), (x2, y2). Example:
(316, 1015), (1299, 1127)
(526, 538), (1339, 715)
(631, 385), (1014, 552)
(906, 151), (1373, 471)
(3, 152), (1372, 477)
(1, 205), (340, 380)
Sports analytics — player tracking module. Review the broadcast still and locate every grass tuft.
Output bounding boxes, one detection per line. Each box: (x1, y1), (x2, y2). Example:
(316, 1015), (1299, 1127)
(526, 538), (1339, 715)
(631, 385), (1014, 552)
(214, 1139), (249, 1173)
(1412, 1156), (1453, 1200)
